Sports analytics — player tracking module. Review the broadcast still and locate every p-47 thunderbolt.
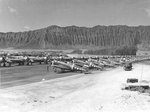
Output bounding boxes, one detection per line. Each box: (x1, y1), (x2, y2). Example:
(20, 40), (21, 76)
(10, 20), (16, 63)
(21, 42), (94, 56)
(6, 56), (28, 66)
(99, 58), (116, 68)
(87, 58), (104, 70)
(73, 59), (103, 70)
(0, 55), (26, 67)
(0, 56), (10, 67)
(27, 56), (48, 64)
(51, 60), (88, 73)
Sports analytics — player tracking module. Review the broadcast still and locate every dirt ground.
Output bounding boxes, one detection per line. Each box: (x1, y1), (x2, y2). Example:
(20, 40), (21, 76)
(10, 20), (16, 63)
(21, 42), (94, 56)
(0, 64), (150, 112)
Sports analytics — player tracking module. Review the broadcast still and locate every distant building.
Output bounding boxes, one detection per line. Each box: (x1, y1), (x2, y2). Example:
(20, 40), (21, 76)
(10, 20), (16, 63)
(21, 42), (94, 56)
(136, 50), (150, 56)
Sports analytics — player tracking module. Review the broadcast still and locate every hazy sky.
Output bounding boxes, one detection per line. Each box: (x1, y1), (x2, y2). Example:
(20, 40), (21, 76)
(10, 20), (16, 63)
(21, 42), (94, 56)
(0, 0), (150, 32)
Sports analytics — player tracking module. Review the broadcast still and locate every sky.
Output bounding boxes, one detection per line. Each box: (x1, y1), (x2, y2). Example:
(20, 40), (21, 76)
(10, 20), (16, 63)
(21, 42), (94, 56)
(0, 0), (150, 32)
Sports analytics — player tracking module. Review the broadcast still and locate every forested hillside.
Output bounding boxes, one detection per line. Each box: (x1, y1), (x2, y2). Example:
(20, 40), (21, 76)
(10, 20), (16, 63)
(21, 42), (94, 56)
(0, 25), (150, 50)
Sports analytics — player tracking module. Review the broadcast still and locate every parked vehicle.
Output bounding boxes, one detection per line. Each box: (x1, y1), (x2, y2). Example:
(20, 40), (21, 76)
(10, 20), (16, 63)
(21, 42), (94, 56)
(123, 62), (132, 71)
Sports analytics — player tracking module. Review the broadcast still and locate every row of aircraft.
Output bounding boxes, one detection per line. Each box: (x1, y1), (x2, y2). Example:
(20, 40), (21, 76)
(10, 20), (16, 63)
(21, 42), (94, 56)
(0, 52), (132, 74)
(0, 55), (48, 67)
(50, 56), (127, 73)
(51, 55), (150, 73)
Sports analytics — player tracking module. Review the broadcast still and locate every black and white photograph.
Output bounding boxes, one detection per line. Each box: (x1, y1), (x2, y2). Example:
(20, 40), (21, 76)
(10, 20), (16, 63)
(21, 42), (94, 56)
(0, 0), (150, 112)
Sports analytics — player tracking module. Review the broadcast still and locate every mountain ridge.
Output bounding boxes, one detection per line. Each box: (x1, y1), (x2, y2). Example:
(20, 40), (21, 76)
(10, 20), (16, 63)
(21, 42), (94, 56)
(0, 25), (150, 49)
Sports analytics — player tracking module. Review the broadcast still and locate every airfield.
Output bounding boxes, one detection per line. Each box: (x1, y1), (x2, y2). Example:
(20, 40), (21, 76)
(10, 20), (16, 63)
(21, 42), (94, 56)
(0, 50), (150, 112)
(0, 63), (150, 112)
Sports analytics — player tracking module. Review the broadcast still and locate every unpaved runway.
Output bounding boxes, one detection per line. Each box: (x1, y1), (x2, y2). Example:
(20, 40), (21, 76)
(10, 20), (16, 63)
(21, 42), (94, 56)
(0, 64), (150, 112)
(0, 65), (77, 88)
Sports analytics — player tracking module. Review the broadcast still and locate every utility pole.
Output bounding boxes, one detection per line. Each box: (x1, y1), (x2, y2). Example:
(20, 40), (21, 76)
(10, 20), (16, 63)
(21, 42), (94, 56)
(0, 70), (1, 89)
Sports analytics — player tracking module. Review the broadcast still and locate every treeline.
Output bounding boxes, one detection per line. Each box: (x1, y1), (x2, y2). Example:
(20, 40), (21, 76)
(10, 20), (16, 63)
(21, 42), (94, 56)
(84, 48), (114, 55)
(70, 49), (82, 54)
(0, 25), (150, 50)
(84, 46), (137, 55)
(115, 46), (137, 55)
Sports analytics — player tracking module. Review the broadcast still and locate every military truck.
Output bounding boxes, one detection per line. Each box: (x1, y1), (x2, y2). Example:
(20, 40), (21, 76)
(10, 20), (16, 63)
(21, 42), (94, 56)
(123, 62), (132, 71)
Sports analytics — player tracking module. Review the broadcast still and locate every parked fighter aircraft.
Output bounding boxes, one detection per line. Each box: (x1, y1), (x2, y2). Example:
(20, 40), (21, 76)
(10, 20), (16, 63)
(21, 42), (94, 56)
(73, 59), (103, 70)
(108, 59), (121, 66)
(6, 55), (27, 66)
(51, 60), (88, 73)
(99, 58), (116, 67)
(27, 56), (48, 64)
(87, 58), (104, 70)
(0, 56), (8, 67)
(72, 59), (89, 67)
